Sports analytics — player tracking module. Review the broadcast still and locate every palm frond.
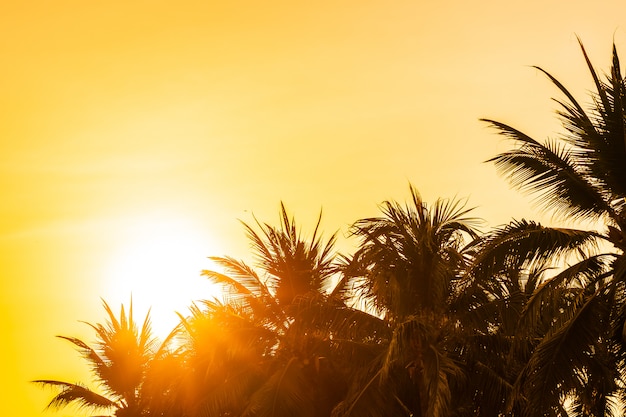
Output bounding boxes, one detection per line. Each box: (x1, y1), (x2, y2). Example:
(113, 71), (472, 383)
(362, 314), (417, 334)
(331, 365), (413, 417)
(349, 185), (478, 320)
(32, 380), (117, 411)
(468, 361), (516, 415)
(204, 256), (269, 297)
(470, 219), (599, 279)
(519, 254), (614, 333)
(484, 39), (626, 224)
(241, 357), (318, 417)
(233, 204), (340, 308)
(521, 290), (612, 414)
(56, 335), (108, 376)
(483, 119), (614, 221)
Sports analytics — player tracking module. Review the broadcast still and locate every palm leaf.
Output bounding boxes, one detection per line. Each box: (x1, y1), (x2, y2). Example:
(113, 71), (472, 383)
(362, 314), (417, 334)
(32, 380), (117, 411)
(331, 364), (413, 417)
(241, 357), (318, 417)
(204, 256), (268, 297)
(518, 290), (612, 414)
(519, 254), (614, 333)
(483, 119), (614, 221)
(470, 219), (599, 278)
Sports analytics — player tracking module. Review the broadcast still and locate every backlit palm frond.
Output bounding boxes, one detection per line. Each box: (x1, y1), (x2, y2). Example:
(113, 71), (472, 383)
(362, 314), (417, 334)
(350, 186), (478, 321)
(480, 39), (626, 416)
(34, 300), (175, 417)
(450, 287), (497, 335)
(83, 301), (154, 400)
(485, 40), (626, 222)
(206, 300), (278, 347)
(32, 380), (117, 411)
(204, 256), (270, 297)
(287, 292), (390, 369)
(381, 316), (431, 379)
(327, 253), (361, 303)
(181, 302), (278, 354)
(240, 357), (320, 417)
(55, 336), (108, 382)
(203, 259), (289, 329)
(459, 326), (533, 414)
(141, 349), (185, 417)
(470, 219), (600, 279)
(428, 197), (482, 241)
(581, 44), (626, 204)
(92, 299), (157, 354)
(483, 119), (614, 221)
(303, 206), (339, 282)
(519, 254), (614, 333)
(152, 322), (181, 359)
(326, 299), (389, 342)
(577, 41), (623, 148)
(236, 203), (339, 307)
(529, 60), (601, 158)
(520, 290), (613, 415)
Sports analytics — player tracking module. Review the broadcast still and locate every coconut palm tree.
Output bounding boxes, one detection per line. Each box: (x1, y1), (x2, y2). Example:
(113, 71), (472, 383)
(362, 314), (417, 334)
(480, 39), (626, 415)
(34, 300), (178, 417)
(332, 186), (481, 417)
(199, 203), (348, 417)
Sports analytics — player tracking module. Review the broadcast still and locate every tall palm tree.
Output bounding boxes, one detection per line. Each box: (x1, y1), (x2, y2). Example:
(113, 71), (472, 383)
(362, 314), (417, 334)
(333, 186), (481, 417)
(199, 203), (347, 417)
(480, 38), (626, 415)
(203, 202), (338, 325)
(34, 300), (178, 417)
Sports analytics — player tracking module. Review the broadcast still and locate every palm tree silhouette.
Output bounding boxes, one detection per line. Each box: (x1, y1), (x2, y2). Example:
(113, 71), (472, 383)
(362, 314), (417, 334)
(461, 238), (571, 416)
(480, 39), (626, 415)
(333, 186), (480, 417)
(34, 300), (177, 417)
(199, 203), (346, 417)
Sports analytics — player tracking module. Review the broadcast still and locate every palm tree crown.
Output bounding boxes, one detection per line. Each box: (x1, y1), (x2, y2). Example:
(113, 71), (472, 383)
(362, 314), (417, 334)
(481, 39), (626, 415)
(33, 300), (175, 417)
(483, 39), (626, 231)
(334, 186), (480, 417)
(199, 204), (345, 417)
(347, 185), (479, 322)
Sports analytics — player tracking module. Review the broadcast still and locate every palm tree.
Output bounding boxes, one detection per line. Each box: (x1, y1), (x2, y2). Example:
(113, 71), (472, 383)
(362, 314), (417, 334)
(199, 203), (348, 417)
(479, 38), (626, 415)
(332, 186), (481, 417)
(461, 233), (584, 416)
(34, 299), (178, 417)
(170, 300), (274, 417)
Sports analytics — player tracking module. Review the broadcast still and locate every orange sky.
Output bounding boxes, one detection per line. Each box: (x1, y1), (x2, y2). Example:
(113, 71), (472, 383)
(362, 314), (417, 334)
(2, 1), (626, 416)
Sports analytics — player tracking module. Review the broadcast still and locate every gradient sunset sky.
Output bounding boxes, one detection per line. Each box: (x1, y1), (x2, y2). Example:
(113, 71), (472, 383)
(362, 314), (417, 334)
(2, 1), (626, 416)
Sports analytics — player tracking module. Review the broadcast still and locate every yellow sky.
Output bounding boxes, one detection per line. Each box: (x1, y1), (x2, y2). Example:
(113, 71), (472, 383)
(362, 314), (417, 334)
(2, 1), (626, 416)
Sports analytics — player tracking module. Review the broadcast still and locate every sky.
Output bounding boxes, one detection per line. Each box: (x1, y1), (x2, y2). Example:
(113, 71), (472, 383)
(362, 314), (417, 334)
(2, 1), (626, 416)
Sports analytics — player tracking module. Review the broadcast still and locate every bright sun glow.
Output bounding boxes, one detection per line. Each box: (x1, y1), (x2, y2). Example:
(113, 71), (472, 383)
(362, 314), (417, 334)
(103, 211), (224, 337)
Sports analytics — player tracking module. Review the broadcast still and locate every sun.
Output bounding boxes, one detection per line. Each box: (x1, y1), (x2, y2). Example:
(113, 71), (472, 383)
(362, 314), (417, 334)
(102, 211), (224, 337)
